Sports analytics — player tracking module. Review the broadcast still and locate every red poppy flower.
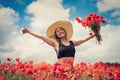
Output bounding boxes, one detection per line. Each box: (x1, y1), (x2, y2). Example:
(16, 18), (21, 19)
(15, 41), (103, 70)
(15, 58), (20, 62)
(75, 17), (82, 23)
(29, 60), (33, 64)
(7, 58), (12, 61)
(0, 76), (4, 80)
(89, 32), (93, 36)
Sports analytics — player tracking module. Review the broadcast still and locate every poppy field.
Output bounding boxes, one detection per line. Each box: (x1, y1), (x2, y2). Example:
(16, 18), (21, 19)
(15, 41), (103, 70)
(0, 58), (120, 80)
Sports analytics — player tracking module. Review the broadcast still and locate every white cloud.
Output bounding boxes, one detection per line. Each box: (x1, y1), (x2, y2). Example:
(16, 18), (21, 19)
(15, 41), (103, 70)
(97, 0), (120, 13)
(111, 10), (120, 17)
(0, 7), (19, 49)
(70, 6), (76, 14)
(97, 0), (120, 24)
(0, 7), (19, 62)
(26, 0), (70, 33)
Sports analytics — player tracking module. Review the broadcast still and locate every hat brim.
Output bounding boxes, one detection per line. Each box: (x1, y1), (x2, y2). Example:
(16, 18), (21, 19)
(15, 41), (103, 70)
(46, 20), (73, 40)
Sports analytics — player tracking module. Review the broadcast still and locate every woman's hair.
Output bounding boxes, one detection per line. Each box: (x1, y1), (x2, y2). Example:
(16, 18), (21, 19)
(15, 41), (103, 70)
(54, 27), (67, 43)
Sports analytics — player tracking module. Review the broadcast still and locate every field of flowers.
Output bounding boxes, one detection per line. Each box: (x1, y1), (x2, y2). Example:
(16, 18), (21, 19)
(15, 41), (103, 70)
(0, 58), (120, 80)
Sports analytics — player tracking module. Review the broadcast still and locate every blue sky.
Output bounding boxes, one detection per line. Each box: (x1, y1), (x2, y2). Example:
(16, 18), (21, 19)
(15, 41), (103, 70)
(0, 0), (119, 26)
(63, 0), (98, 18)
(0, 0), (120, 63)
(63, 0), (120, 25)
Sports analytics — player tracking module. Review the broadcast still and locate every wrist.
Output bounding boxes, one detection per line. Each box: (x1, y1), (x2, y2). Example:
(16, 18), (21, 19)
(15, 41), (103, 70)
(89, 35), (93, 39)
(27, 29), (31, 33)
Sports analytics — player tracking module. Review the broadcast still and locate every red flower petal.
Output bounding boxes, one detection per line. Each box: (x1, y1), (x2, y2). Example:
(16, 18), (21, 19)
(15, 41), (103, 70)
(81, 22), (86, 27)
(75, 17), (82, 23)
(15, 58), (20, 62)
(101, 20), (106, 24)
(89, 13), (93, 17)
(89, 32), (93, 35)
(7, 58), (12, 61)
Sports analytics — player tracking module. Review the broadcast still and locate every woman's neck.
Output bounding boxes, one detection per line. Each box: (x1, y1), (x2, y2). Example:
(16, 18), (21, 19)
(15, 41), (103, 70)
(60, 38), (67, 42)
(60, 38), (69, 45)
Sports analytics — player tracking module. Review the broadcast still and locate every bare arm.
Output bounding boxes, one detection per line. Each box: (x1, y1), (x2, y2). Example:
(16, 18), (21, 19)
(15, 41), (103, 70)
(21, 27), (57, 48)
(73, 34), (95, 46)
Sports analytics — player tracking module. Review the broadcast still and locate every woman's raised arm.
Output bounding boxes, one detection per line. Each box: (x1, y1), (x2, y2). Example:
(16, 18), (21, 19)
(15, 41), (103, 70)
(73, 34), (95, 46)
(21, 27), (57, 48)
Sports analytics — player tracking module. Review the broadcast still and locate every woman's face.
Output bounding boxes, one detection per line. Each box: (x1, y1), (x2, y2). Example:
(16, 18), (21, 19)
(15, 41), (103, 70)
(55, 27), (66, 39)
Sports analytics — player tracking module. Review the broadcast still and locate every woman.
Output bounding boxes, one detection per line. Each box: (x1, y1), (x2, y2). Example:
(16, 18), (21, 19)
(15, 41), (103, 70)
(21, 20), (95, 64)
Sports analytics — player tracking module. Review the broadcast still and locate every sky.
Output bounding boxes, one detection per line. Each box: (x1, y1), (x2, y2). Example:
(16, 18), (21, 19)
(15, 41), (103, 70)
(0, 0), (120, 64)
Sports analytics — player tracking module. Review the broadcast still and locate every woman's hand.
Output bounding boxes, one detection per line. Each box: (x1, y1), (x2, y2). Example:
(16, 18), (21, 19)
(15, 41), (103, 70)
(89, 32), (95, 38)
(21, 27), (29, 34)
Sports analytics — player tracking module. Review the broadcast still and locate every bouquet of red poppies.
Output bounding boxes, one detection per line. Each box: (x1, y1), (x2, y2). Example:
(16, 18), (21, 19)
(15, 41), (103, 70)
(75, 13), (106, 44)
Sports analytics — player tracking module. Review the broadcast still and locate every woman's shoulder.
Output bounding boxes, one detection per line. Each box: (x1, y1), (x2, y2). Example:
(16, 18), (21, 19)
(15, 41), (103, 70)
(69, 40), (74, 46)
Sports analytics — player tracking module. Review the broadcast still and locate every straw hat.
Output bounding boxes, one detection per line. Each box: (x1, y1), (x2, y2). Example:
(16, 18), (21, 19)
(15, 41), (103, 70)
(46, 20), (73, 40)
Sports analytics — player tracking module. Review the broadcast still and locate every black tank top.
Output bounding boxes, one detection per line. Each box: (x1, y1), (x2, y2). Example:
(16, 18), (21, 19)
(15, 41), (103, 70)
(57, 41), (76, 59)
